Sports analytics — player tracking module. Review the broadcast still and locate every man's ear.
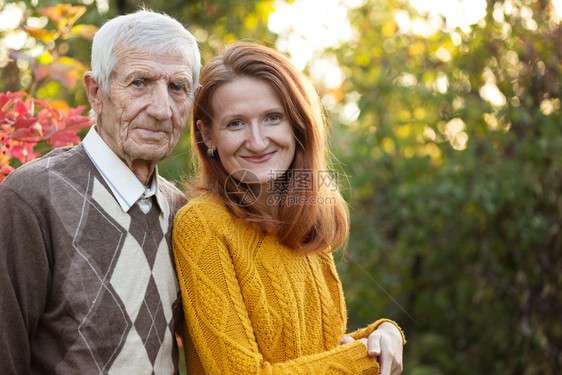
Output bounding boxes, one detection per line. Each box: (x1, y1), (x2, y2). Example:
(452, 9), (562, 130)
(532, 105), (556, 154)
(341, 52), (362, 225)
(84, 72), (103, 114)
(197, 120), (215, 150)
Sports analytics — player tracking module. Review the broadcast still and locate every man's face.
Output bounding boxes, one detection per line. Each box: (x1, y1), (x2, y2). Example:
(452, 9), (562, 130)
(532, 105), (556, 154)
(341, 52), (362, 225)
(96, 48), (194, 171)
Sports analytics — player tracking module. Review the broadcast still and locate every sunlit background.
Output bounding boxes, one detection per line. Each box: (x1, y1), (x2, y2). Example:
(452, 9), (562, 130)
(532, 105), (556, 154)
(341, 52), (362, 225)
(1, 0), (558, 129)
(269, 0), (489, 71)
(267, 0), (495, 151)
(1, 0), (561, 373)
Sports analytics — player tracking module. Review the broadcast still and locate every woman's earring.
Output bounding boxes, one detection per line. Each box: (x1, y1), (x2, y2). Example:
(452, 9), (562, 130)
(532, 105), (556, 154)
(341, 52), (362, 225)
(207, 148), (215, 158)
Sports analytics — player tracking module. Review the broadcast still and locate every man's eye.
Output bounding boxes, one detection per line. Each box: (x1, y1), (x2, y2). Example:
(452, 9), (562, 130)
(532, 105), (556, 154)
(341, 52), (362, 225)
(170, 83), (184, 92)
(132, 79), (143, 87)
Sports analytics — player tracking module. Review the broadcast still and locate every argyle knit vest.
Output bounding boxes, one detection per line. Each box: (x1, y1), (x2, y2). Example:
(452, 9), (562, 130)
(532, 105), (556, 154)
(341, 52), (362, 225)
(0, 145), (185, 375)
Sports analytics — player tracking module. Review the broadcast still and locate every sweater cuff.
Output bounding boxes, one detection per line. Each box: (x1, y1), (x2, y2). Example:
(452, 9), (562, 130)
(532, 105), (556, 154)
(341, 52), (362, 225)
(339, 341), (380, 375)
(275, 339), (379, 374)
(348, 319), (406, 345)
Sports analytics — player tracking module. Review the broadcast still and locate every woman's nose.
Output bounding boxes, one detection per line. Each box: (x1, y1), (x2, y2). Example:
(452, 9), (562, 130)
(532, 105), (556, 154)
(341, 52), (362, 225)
(245, 123), (268, 152)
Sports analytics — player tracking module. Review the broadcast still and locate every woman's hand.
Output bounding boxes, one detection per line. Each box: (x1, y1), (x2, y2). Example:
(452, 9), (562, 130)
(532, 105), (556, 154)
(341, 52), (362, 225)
(340, 322), (403, 375)
(365, 322), (403, 375)
(340, 335), (354, 345)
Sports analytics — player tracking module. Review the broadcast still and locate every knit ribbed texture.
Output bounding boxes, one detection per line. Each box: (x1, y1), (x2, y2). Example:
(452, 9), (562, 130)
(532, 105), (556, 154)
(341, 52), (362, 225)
(173, 193), (398, 374)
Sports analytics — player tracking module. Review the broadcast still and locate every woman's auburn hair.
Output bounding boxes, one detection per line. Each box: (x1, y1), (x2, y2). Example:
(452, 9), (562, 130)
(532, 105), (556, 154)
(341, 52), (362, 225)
(189, 41), (349, 254)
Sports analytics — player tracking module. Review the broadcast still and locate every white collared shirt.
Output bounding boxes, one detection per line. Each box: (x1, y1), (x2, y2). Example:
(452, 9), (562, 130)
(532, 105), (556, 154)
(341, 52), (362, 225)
(82, 127), (162, 214)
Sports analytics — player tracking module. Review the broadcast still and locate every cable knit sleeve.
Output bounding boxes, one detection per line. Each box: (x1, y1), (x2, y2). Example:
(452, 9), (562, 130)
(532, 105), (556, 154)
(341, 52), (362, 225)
(172, 199), (379, 375)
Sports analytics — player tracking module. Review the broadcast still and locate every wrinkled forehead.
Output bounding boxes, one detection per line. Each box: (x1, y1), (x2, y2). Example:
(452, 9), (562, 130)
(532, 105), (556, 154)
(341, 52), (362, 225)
(112, 43), (193, 74)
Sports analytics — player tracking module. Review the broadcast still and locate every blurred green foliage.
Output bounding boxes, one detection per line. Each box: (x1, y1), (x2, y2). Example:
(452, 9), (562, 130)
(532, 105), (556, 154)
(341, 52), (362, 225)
(1, 0), (560, 373)
(332, 1), (561, 374)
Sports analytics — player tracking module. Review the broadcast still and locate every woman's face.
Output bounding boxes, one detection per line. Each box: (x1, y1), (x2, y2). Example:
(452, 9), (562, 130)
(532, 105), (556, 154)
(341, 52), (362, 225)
(199, 77), (296, 188)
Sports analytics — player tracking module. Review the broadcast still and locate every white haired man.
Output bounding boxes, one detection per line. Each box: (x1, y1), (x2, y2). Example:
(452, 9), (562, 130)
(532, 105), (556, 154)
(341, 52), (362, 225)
(0, 9), (200, 374)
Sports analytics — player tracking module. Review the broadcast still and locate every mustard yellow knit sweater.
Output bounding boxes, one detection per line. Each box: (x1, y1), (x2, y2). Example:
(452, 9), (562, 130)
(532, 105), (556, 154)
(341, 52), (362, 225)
(173, 193), (403, 374)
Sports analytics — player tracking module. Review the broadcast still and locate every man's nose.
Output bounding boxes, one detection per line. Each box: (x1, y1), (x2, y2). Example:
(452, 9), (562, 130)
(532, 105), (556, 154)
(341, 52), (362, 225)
(147, 83), (173, 120)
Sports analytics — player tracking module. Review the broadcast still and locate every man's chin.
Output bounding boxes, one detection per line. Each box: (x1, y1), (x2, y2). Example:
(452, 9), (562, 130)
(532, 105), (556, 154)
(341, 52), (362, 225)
(126, 146), (172, 165)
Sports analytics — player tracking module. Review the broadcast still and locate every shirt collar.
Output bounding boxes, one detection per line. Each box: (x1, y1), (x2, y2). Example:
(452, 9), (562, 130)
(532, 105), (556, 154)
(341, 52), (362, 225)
(82, 127), (163, 213)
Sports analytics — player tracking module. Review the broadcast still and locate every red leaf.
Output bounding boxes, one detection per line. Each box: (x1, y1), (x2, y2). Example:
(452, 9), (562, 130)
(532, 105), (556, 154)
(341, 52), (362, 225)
(36, 101), (62, 120)
(49, 132), (80, 148)
(11, 128), (35, 140)
(0, 159), (15, 182)
(1, 164), (14, 174)
(0, 92), (27, 112)
(9, 143), (37, 163)
(11, 123), (42, 140)
(67, 105), (88, 117)
(12, 117), (38, 129)
(14, 101), (32, 118)
(64, 115), (92, 129)
(1, 93), (92, 182)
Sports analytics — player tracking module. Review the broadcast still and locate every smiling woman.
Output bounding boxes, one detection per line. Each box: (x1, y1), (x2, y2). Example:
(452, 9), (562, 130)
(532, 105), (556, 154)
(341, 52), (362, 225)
(197, 77), (296, 200)
(172, 41), (406, 375)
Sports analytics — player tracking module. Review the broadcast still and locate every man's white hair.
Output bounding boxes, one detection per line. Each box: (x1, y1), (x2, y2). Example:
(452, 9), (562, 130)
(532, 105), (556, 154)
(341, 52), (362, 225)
(90, 9), (201, 99)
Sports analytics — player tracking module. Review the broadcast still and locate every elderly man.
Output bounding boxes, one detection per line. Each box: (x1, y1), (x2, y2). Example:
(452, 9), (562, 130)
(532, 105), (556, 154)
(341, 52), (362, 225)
(0, 9), (200, 374)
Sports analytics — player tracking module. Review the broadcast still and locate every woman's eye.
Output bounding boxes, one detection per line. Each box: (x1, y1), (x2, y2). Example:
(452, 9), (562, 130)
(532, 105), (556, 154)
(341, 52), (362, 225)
(267, 114), (282, 123)
(132, 79), (143, 87)
(227, 120), (244, 128)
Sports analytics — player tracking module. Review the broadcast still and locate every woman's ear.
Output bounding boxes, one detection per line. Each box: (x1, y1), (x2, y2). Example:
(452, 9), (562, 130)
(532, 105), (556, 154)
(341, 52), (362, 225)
(197, 120), (215, 150)
(84, 72), (103, 114)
